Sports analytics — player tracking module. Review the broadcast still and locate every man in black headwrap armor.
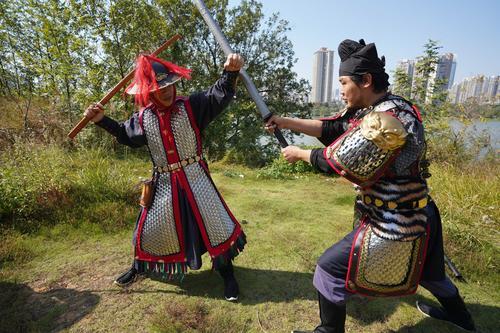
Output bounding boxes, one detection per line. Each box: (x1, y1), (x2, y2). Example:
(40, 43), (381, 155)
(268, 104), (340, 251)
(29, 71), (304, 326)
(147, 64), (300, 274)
(266, 39), (475, 332)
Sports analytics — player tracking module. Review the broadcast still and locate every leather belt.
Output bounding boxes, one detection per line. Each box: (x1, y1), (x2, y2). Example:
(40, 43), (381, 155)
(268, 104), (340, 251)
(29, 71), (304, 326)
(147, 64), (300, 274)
(155, 155), (202, 173)
(361, 195), (428, 210)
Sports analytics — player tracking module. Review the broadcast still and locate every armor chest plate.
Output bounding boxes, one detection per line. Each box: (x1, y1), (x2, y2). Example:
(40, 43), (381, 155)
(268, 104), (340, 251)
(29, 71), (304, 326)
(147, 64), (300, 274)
(142, 102), (199, 167)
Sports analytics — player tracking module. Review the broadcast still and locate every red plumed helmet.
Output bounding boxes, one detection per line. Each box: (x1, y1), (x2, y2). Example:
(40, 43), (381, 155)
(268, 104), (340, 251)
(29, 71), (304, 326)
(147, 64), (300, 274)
(126, 54), (191, 107)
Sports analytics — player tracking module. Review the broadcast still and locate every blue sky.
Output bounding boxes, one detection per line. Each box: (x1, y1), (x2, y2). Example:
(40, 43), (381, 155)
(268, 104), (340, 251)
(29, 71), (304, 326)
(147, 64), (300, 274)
(230, 0), (500, 89)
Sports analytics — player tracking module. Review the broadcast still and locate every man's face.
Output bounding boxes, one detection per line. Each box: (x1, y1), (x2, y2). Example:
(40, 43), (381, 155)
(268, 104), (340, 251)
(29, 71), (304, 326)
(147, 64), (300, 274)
(339, 76), (363, 108)
(151, 85), (175, 107)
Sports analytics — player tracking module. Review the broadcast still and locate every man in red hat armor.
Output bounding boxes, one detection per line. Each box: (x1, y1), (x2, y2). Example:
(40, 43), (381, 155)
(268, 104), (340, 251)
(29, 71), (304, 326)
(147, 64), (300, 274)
(84, 53), (245, 301)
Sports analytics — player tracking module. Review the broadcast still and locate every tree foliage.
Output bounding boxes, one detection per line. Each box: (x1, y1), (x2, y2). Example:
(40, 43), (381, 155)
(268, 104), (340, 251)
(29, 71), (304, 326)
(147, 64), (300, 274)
(0, 0), (311, 165)
(391, 39), (451, 118)
(391, 68), (412, 100)
(412, 39), (441, 105)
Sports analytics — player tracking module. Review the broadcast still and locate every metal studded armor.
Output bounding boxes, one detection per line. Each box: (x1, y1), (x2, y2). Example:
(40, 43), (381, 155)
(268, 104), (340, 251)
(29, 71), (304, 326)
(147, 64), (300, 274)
(324, 95), (431, 296)
(134, 97), (245, 275)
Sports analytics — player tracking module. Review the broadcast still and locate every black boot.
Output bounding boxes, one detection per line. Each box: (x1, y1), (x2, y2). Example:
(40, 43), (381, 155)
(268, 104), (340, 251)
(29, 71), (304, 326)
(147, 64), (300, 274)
(114, 265), (138, 288)
(218, 262), (239, 302)
(417, 292), (476, 332)
(292, 292), (346, 333)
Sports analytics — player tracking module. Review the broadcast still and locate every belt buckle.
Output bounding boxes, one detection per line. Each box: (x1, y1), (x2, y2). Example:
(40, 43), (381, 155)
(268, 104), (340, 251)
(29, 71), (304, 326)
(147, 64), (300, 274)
(169, 162), (180, 171)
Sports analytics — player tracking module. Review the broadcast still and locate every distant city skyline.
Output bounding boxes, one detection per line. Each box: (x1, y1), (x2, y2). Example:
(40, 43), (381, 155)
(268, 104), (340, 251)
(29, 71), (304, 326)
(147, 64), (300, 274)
(227, 0), (500, 90)
(396, 53), (458, 102)
(450, 75), (499, 104)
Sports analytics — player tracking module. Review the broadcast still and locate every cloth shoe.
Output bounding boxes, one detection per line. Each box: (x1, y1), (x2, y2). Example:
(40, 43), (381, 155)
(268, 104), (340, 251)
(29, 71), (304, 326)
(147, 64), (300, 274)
(114, 266), (139, 288)
(416, 292), (475, 332)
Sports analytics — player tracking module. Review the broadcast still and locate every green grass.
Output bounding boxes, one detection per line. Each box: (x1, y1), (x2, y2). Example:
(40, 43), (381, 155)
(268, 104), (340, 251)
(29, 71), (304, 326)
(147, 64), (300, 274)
(0, 146), (499, 332)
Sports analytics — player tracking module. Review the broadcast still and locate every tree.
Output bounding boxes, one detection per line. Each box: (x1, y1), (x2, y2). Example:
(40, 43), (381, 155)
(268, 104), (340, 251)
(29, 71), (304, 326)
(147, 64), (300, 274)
(392, 68), (412, 100)
(412, 39), (441, 107)
(154, 0), (312, 165)
(1, 0), (311, 165)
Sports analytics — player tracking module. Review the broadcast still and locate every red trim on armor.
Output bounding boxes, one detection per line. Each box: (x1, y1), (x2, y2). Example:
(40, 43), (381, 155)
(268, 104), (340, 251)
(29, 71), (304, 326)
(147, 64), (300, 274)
(162, 108), (186, 252)
(345, 217), (368, 293)
(179, 97), (243, 257)
(134, 207), (148, 256)
(161, 110), (177, 164)
(170, 99), (224, 255)
(173, 160), (242, 258)
(412, 105), (423, 123)
(323, 145), (347, 179)
(417, 222), (431, 283)
(180, 97), (203, 156)
(322, 120), (364, 184)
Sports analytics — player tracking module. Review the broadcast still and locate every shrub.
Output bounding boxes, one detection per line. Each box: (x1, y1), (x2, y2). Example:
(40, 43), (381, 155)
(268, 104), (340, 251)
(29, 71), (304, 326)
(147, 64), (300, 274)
(256, 154), (317, 179)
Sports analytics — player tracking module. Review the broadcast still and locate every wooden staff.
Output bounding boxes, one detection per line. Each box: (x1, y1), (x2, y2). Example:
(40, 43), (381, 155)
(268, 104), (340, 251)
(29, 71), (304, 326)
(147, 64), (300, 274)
(67, 34), (182, 139)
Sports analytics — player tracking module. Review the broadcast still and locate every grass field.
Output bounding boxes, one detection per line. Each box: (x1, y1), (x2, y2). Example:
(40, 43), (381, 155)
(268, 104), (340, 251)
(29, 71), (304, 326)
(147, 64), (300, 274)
(0, 147), (498, 332)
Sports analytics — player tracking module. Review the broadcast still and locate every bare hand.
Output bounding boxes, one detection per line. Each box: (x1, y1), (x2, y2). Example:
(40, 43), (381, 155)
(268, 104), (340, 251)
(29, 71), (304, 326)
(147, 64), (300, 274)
(264, 115), (287, 133)
(281, 145), (304, 164)
(224, 53), (244, 71)
(84, 103), (104, 123)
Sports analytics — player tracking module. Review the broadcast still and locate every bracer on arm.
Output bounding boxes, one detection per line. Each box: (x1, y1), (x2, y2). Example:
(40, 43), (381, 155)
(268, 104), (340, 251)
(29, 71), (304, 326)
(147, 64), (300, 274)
(324, 111), (407, 188)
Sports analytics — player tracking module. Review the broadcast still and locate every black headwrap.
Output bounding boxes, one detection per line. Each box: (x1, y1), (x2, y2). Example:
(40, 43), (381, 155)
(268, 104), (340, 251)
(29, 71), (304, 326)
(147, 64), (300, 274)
(338, 39), (389, 85)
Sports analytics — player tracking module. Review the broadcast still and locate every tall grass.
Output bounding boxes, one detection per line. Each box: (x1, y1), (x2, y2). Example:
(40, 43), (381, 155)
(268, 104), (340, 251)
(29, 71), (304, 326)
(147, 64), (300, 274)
(428, 161), (499, 283)
(0, 143), (149, 233)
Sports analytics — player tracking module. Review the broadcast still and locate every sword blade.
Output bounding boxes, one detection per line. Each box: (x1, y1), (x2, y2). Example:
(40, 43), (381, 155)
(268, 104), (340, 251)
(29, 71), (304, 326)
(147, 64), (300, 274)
(193, 0), (288, 147)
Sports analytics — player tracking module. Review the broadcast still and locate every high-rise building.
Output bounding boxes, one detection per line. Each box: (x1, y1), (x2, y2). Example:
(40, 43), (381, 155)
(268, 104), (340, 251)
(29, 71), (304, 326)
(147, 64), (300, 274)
(394, 59), (416, 97)
(449, 83), (461, 104)
(311, 48), (334, 104)
(486, 76), (499, 102)
(433, 53), (456, 88)
(396, 59), (416, 78)
(426, 53), (457, 102)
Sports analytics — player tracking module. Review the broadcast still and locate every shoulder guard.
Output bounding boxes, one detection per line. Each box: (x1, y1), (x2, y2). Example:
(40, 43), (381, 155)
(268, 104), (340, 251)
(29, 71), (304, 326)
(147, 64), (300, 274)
(382, 95), (423, 122)
(324, 111), (407, 187)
